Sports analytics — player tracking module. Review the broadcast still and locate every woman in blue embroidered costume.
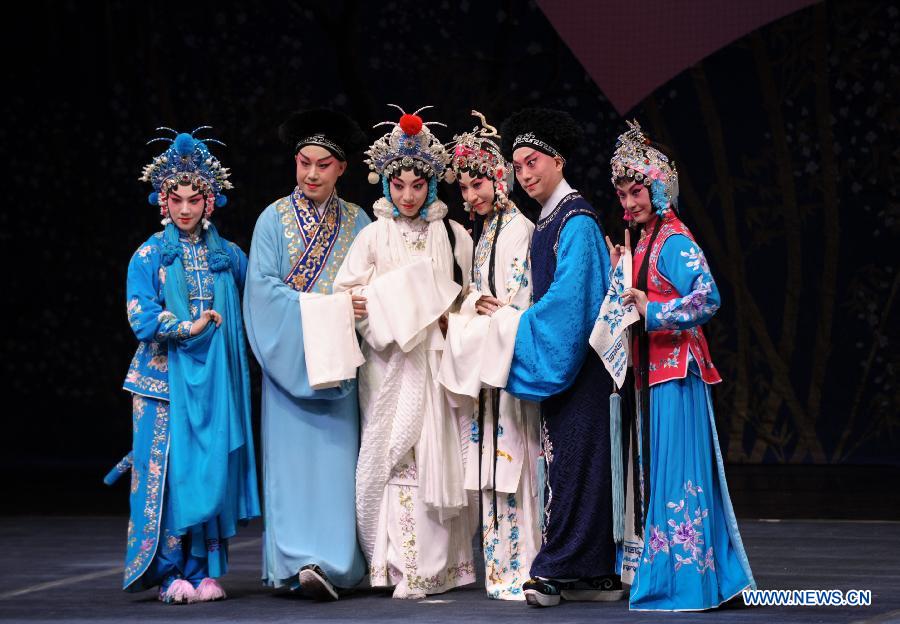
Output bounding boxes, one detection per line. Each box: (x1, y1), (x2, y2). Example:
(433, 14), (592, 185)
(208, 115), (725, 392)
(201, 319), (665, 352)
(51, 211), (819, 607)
(607, 120), (755, 611)
(333, 106), (475, 599)
(242, 109), (371, 600)
(118, 128), (259, 604)
(437, 111), (541, 600)
(500, 108), (622, 607)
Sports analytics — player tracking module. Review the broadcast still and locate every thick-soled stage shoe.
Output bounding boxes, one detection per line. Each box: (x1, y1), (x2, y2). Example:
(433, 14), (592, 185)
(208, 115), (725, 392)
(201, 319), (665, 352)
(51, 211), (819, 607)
(560, 575), (625, 602)
(158, 578), (196, 604)
(191, 577), (227, 603)
(299, 564), (339, 601)
(523, 577), (564, 607)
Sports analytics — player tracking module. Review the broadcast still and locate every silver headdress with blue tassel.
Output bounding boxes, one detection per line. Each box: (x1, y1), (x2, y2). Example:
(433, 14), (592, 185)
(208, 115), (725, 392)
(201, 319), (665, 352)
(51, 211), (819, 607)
(139, 126), (233, 226)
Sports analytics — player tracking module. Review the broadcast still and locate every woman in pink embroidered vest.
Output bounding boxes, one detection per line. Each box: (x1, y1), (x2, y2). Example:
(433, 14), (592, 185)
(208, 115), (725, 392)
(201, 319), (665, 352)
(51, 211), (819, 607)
(607, 121), (755, 611)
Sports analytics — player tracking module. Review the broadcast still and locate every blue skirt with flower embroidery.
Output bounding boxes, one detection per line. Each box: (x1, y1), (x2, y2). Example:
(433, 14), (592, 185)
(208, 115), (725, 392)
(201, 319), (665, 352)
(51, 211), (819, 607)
(630, 365), (755, 611)
(123, 394), (229, 591)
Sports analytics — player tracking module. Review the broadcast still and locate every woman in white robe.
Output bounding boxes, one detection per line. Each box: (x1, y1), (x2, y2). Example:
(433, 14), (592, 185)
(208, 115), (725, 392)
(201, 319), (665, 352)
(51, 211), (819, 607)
(438, 112), (542, 600)
(333, 106), (475, 599)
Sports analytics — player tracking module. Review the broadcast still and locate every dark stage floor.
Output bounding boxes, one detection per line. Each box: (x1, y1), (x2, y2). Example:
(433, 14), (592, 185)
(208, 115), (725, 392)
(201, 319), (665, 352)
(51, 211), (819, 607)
(0, 517), (897, 623)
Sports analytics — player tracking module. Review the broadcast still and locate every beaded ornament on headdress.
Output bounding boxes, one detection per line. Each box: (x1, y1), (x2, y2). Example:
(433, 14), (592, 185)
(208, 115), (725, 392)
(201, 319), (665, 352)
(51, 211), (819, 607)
(610, 120), (679, 219)
(139, 126), (233, 227)
(447, 110), (512, 211)
(364, 104), (452, 184)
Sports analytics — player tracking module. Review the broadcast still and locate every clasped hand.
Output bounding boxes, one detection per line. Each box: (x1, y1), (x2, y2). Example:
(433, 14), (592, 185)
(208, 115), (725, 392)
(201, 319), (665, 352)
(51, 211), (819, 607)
(190, 309), (222, 336)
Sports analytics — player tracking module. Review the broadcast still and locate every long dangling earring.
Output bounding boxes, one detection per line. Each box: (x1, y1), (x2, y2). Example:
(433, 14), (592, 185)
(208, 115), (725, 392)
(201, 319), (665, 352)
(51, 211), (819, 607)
(160, 199), (172, 226)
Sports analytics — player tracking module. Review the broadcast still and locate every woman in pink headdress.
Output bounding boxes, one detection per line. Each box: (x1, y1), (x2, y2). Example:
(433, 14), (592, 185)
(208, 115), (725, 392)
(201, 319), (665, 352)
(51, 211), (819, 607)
(438, 111), (542, 601)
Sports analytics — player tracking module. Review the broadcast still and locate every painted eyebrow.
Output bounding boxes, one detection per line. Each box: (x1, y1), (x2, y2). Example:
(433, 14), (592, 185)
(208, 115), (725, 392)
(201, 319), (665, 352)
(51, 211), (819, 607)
(298, 152), (334, 162)
(173, 192), (203, 200)
(514, 150), (538, 165)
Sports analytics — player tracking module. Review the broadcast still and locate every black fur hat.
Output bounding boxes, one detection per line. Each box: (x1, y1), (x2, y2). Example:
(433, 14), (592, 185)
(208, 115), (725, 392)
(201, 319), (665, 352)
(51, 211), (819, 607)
(500, 107), (583, 162)
(278, 109), (367, 161)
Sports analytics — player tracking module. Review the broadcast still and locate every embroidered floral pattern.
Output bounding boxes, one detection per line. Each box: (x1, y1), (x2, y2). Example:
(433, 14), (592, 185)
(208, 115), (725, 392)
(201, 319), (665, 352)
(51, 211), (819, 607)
(125, 233), (228, 400)
(370, 481), (476, 595)
(390, 462), (419, 482)
(646, 524), (670, 563)
(155, 311), (191, 341)
(179, 235), (215, 319)
(147, 354), (167, 372)
(135, 245), (154, 260)
(123, 400), (169, 586)
(653, 276), (715, 331)
(473, 207), (513, 287)
(681, 246), (709, 273)
(283, 189), (342, 292)
(277, 194), (359, 294)
(504, 256), (529, 308)
(540, 418), (554, 542)
(127, 298), (143, 330)
(631, 213), (722, 386)
(469, 418), (480, 444)
(643, 480), (715, 575)
(447, 560), (476, 583)
(164, 533), (181, 552)
(400, 220), (429, 252)
(600, 262), (629, 334)
(396, 485), (427, 589)
(125, 342), (169, 399)
(132, 395), (146, 433)
(484, 493), (526, 599)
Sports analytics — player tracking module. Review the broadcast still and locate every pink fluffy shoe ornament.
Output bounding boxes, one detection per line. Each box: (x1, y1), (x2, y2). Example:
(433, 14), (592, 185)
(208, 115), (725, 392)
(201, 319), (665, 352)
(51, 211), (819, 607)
(191, 578), (227, 603)
(158, 579), (196, 604)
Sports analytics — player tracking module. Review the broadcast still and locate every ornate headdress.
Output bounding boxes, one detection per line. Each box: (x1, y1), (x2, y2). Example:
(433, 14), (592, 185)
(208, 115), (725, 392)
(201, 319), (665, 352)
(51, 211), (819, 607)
(139, 126), (233, 227)
(610, 120), (679, 218)
(364, 105), (451, 184)
(448, 111), (513, 211)
(365, 105), (452, 221)
(278, 109), (367, 161)
(500, 107), (583, 163)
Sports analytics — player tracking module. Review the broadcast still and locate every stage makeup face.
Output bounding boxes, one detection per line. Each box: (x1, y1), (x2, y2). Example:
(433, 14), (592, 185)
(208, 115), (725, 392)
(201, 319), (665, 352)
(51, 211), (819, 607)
(512, 147), (563, 205)
(167, 183), (206, 233)
(458, 171), (496, 216)
(389, 169), (429, 218)
(615, 179), (654, 224)
(295, 144), (347, 203)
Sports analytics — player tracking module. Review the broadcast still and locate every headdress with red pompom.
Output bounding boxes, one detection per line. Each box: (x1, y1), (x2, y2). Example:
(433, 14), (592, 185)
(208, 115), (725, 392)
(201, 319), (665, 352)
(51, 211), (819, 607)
(364, 105), (452, 184)
(139, 126), (233, 227)
(447, 111), (513, 208)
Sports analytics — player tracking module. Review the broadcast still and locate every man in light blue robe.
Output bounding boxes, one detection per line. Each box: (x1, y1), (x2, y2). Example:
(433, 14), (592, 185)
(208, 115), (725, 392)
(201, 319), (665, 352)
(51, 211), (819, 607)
(243, 110), (370, 600)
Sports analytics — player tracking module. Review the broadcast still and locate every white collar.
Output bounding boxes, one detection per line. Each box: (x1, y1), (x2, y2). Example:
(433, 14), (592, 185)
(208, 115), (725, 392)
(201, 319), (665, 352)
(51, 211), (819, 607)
(314, 192), (335, 218)
(539, 178), (575, 220)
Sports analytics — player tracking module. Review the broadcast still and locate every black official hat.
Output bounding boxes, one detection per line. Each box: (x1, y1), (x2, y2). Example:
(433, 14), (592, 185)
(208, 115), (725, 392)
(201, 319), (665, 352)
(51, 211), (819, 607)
(500, 107), (583, 163)
(278, 109), (367, 161)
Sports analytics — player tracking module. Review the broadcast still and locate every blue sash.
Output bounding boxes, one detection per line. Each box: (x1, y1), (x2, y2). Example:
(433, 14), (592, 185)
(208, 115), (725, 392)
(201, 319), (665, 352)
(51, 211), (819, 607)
(160, 223), (259, 540)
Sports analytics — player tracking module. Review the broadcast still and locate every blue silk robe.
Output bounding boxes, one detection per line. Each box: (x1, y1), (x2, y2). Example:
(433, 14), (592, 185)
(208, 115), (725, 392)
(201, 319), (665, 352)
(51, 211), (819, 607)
(122, 229), (258, 591)
(243, 192), (370, 589)
(506, 192), (617, 580)
(630, 233), (755, 611)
